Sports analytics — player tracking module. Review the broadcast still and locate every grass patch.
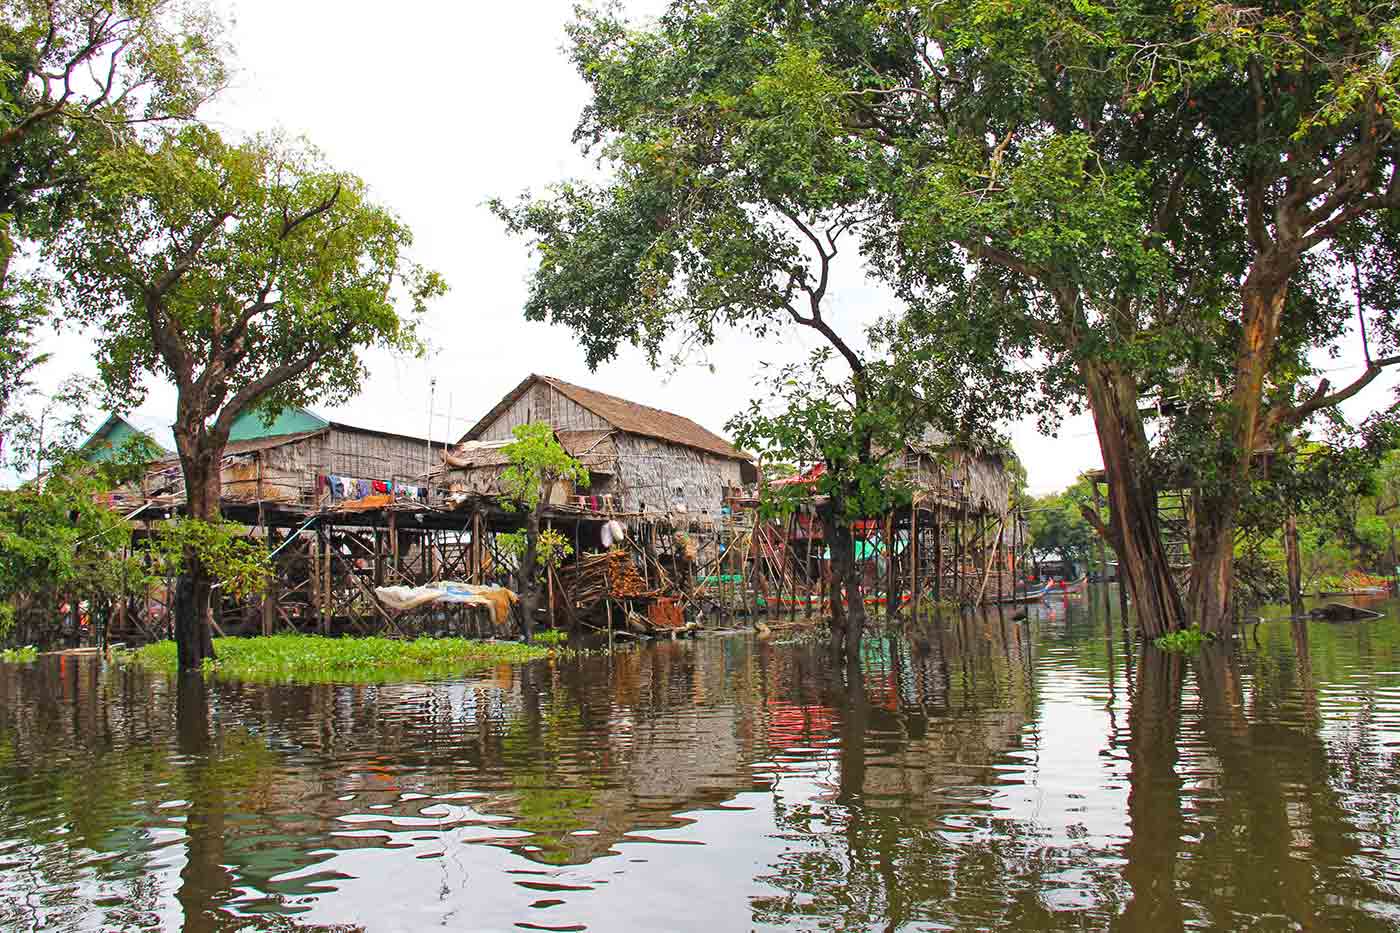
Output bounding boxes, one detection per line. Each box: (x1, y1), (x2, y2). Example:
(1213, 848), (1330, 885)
(0, 645), (38, 663)
(125, 634), (547, 684)
(1154, 626), (1215, 653)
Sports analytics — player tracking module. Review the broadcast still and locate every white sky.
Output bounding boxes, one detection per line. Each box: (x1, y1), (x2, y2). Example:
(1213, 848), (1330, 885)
(20, 0), (1400, 494)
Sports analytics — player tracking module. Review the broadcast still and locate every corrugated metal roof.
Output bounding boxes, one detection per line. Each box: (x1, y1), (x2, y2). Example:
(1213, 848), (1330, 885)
(151, 428), (328, 465)
(462, 374), (748, 461)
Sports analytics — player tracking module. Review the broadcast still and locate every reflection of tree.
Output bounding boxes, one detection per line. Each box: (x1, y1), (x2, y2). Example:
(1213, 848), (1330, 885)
(176, 674), (235, 933)
(1116, 649), (1185, 931)
(1183, 640), (1399, 931)
(752, 623), (1058, 930)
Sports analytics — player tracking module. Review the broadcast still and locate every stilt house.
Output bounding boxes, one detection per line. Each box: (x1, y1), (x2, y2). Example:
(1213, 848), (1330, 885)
(441, 374), (757, 518)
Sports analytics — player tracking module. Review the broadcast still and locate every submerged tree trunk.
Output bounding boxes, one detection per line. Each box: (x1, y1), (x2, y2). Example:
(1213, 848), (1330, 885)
(174, 446), (222, 672)
(821, 501), (867, 662)
(1081, 359), (1188, 638)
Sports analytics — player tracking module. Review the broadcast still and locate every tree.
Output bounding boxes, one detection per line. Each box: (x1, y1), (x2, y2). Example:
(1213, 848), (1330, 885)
(552, 0), (1400, 636)
(0, 455), (148, 646)
(498, 422), (589, 642)
(1025, 480), (1097, 577)
(51, 126), (444, 670)
(0, 0), (227, 424)
(492, 3), (1007, 657)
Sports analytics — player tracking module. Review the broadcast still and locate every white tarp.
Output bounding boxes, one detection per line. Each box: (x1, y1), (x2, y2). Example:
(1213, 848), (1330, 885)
(374, 582), (517, 625)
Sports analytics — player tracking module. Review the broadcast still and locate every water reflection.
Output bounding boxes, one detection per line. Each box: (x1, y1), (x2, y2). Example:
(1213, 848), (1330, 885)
(1, 593), (1399, 931)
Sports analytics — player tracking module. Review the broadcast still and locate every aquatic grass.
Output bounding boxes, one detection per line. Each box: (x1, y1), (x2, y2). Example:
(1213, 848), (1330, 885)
(0, 645), (38, 663)
(127, 634), (547, 684)
(1154, 626), (1215, 653)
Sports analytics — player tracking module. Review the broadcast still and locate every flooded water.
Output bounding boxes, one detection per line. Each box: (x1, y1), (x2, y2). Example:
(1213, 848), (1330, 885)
(3, 592), (1400, 932)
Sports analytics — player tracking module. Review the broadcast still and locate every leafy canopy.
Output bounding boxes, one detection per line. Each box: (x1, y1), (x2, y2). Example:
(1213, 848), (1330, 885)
(500, 422), (590, 512)
(51, 125), (444, 437)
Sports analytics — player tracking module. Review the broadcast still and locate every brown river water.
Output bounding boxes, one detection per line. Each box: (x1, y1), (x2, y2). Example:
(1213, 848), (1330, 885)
(2, 591), (1400, 932)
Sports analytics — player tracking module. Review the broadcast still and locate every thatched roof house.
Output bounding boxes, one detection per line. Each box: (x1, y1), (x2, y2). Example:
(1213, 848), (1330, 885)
(443, 374), (756, 517)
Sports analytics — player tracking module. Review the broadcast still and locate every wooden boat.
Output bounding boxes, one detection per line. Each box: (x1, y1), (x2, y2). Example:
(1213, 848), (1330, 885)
(1316, 587), (1389, 597)
(998, 582), (1052, 604)
(1309, 602), (1383, 622)
(1046, 575), (1088, 595)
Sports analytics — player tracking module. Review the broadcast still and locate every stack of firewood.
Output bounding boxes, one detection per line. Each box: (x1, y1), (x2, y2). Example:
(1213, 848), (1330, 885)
(556, 549), (650, 607)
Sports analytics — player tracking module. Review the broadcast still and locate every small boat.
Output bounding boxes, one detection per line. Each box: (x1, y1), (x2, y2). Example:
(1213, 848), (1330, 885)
(1046, 575), (1088, 594)
(998, 582), (1052, 604)
(1316, 586), (1389, 597)
(1309, 602), (1383, 622)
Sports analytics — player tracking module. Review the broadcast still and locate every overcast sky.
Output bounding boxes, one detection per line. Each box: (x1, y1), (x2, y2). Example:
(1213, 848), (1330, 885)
(22, 0), (1400, 494)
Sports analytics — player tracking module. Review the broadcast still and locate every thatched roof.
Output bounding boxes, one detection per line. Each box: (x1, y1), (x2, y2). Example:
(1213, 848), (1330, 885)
(461, 374), (747, 461)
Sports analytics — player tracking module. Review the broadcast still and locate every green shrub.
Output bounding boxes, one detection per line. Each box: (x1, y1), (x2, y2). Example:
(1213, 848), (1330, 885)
(1154, 626), (1214, 653)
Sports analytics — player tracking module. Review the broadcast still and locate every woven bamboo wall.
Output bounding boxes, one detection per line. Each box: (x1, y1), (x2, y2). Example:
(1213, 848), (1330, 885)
(477, 384), (609, 441)
(611, 434), (743, 517)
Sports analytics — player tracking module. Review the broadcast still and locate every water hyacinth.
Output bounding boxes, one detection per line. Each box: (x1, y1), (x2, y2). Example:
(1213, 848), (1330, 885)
(126, 634), (547, 684)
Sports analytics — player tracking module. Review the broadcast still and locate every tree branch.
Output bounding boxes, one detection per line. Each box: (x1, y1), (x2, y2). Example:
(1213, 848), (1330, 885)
(211, 321), (356, 443)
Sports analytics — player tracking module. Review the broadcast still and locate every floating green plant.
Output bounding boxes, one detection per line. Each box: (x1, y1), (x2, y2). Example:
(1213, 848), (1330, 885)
(0, 646), (38, 663)
(1154, 626), (1215, 653)
(125, 634), (547, 683)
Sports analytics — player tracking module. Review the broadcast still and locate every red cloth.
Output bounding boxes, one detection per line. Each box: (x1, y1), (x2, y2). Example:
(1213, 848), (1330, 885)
(372, 480), (389, 494)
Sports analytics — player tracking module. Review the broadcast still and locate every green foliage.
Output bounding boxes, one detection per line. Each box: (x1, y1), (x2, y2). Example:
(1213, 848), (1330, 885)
(52, 125), (442, 421)
(1154, 627), (1215, 654)
(0, 0), (230, 421)
(0, 456), (151, 640)
(534, 628), (567, 647)
(729, 352), (926, 524)
(499, 526), (575, 570)
(0, 644), (36, 662)
(0, 372), (90, 479)
(500, 422), (590, 512)
(1025, 478), (1098, 571)
(125, 634), (547, 683)
(149, 518), (272, 601)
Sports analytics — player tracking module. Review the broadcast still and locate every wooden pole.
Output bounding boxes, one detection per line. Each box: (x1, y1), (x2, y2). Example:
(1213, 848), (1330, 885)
(1284, 511), (1304, 615)
(910, 501), (920, 616)
(975, 520), (1004, 606)
(1094, 479), (1110, 617)
(933, 508), (943, 604)
(547, 518), (556, 630)
(884, 510), (895, 622)
(320, 528), (332, 635)
(954, 503), (963, 605)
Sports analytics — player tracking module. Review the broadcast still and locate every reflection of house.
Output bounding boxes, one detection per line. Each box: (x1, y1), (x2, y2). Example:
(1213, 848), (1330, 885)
(441, 374), (756, 517)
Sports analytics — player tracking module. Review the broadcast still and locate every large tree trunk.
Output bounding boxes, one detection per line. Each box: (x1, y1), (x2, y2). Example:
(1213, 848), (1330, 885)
(1179, 275), (1292, 632)
(174, 446), (222, 672)
(1081, 360), (1188, 638)
(1186, 496), (1237, 633)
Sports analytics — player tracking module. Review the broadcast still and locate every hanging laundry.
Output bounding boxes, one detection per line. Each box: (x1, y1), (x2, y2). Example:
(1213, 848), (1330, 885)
(372, 480), (389, 494)
(355, 479), (372, 499)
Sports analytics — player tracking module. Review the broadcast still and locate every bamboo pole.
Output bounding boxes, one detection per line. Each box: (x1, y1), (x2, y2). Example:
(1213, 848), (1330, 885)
(910, 501), (920, 616)
(933, 508), (943, 604)
(975, 520), (1005, 606)
(885, 511), (895, 622)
